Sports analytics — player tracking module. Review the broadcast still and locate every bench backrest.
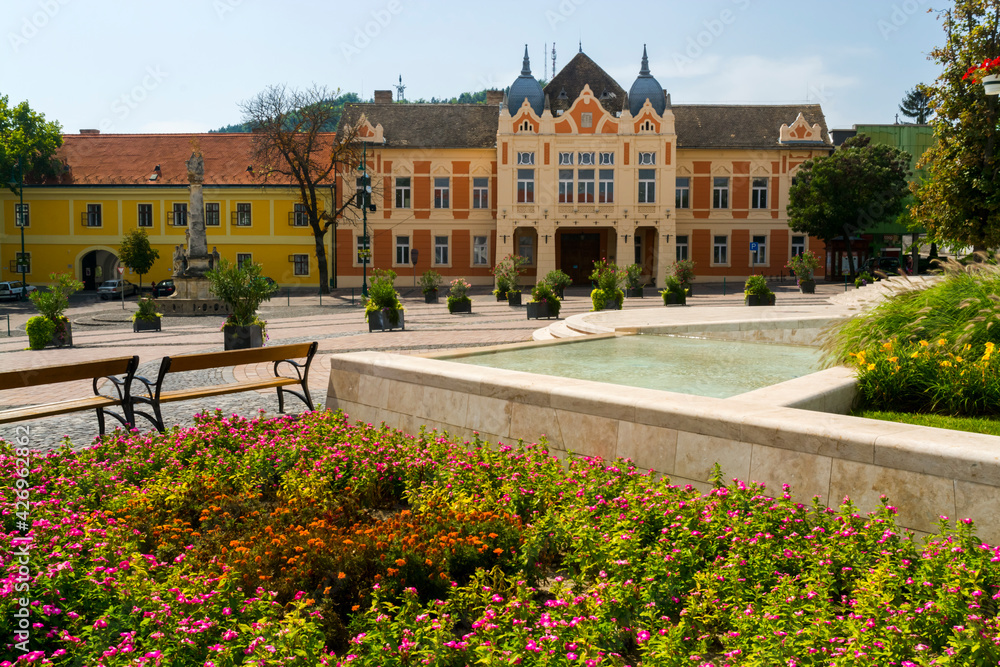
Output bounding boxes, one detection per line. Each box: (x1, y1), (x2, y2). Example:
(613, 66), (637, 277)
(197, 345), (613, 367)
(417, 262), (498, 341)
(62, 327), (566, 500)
(160, 342), (317, 374)
(0, 356), (139, 390)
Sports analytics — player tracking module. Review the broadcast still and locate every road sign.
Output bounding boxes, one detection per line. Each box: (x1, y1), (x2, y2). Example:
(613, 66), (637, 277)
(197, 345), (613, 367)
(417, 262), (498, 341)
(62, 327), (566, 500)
(117, 266), (125, 275)
(749, 242), (759, 251)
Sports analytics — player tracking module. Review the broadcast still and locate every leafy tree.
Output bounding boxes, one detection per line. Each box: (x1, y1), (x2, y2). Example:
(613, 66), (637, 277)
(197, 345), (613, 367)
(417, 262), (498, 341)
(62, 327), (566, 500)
(899, 85), (933, 123)
(240, 85), (366, 293)
(118, 228), (160, 292)
(0, 95), (63, 194)
(212, 92), (361, 133)
(788, 136), (911, 279)
(913, 1), (1000, 251)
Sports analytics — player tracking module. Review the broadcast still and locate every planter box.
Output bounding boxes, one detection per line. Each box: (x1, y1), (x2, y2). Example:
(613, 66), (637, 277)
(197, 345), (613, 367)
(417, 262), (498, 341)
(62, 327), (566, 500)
(554, 286), (566, 299)
(133, 317), (161, 333)
(495, 292), (508, 302)
(526, 302), (557, 320)
(224, 324), (263, 350)
(602, 300), (622, 310)
(46, 320), (73, 348)
(798, 280), (816, 294)
(448, 299), (472, 314)
(423, 291), (439, 304)
(662, 293), (686, 306)
(507, 291), (522, 307)
(745, 294), (776, 307)
(626, 287), (644, 298)
(368, 309), (405, 332)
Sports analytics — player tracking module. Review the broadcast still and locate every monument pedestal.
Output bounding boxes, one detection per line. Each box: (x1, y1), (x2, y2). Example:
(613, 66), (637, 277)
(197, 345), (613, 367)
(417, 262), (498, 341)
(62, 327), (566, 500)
(155, 276), (230, 317)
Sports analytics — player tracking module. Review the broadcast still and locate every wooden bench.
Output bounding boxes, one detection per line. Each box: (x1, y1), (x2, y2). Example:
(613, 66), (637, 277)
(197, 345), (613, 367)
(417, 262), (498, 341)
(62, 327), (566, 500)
(131, 342), (318, 433)
(0, 356), (139, 435)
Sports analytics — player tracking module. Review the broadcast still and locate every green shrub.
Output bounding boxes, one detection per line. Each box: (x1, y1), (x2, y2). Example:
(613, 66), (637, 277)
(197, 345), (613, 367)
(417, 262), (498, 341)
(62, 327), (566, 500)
(29, 272), (83, 321)
(544, 269), (572, 291)
(447, 278), (472, 313)
(671, 259), (696, 288)
(131, 297), (161, 322)
(660, 276), (687, 304)
(743, 274), (773, 298)
(624, 263), (644, 289)
(25, 315), (55, 350)
(418, 269), (442, 295)
(206, 258), (277, 326)
(529, 280), (561, 317)
(855, 271), (875, 287)
(492, 254), (527, 297)
(364, 268), (402, 325)
(785, 250), (821, 281)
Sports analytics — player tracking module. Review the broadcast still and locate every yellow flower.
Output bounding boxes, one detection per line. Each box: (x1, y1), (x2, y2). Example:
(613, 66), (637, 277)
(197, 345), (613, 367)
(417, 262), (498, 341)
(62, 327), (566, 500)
(888, 356), (898, 363)
(920, 340), (929, 347)
(911, 351), (919, 358)
(867, 363), (876, 371)
(882, 341), (894, 351)
(956, 356), (964, 363)
(938, 338), (947, 346)
(940, 360), (952, 368)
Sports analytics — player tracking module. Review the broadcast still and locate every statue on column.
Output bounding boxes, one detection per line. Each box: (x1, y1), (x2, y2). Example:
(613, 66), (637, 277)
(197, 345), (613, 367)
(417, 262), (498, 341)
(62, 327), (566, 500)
(182, 150), (211, 276)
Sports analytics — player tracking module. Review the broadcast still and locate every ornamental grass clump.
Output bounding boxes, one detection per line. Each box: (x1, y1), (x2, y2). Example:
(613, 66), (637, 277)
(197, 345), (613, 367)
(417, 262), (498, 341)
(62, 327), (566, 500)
(4, 411), (1000, 665)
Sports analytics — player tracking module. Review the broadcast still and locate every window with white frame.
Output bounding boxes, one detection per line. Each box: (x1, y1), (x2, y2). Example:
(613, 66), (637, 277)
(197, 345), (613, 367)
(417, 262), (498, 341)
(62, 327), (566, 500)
(752, 235), (767, 265)
(85, 203), (103, 227)
(292, 253), (309, 276)
(395, 177), (411, 209)
(676, 235), (689, 262)
(638, 151), (656, 165)
(14, 203), (29, 227)
(205, 202), (220, 227)
(675, 178), (690, 209)
(581, 112), (593, 128)
(517, 168), (534, 203)
(473, 177), (489, 209)
(558, 152), (573, 166)
(577, 169), (595, 203)
(598, 169), (614, 203)
(599, 152), (614, 165)
(516, 151), (535, 165)
(395, 235), (410, 265)
(171, 203), (186, 227)
(473, 235), (489, 266)
(236, 252), (252, 269)
(293, 203), (308, 227)
(638, 169), (655, 203)
(751, 177), (768, 209)
(434, 177), (449, 209)
(713, 235), (728, 264)
(137, 204), (152, 228)
(559, 169), (573, 203)
(434, 235), (449, 265)
(235, 203), (252, 226)
(578, 151), (595, 166)
(713, 177), (729, 209)
(518, 234), (534, 265)
(357, 235), (371, 264)
(791, 235), (806, 257)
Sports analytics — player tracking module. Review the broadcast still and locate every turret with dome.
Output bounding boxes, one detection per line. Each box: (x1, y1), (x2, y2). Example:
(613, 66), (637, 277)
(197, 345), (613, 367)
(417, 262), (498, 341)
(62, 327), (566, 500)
(628, 45), (667, 116)
(506, 45), (545, 116)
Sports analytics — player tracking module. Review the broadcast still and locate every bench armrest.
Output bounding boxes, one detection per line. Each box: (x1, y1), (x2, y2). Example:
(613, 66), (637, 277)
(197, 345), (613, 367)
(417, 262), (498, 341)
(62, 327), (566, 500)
(130, 374), (156, 403)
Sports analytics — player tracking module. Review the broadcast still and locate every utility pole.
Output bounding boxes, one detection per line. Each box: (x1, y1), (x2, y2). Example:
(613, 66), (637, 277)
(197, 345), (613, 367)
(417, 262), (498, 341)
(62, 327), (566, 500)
(18, 156), (26, 292)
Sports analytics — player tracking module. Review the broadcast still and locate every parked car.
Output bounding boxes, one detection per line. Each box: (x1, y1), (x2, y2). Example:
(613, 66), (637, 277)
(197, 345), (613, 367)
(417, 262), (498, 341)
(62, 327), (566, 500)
(152, 279), (175, 297)
(860, 256), (902, 276)
(97, 279), (137, 300)
(0, 281), (37, 300)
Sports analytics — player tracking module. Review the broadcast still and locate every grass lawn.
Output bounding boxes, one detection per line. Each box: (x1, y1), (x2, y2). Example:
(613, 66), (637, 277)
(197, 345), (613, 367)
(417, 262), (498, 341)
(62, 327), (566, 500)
(855, 409), (1000, 436)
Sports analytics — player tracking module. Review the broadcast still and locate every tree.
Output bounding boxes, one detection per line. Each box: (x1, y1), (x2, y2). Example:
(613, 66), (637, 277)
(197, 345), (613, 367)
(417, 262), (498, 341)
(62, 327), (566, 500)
(899, 85), (933, 123)
(0, 95), (63, 194)
(913, 1), (1000, 251)
(787, 135), (911, 279)
(118, 228), (160, 292)
(240, 85), (366, 293)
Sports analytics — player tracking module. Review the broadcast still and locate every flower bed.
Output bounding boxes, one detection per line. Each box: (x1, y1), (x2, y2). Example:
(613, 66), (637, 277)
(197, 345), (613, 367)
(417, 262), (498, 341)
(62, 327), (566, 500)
(3, 411), (1000, 665)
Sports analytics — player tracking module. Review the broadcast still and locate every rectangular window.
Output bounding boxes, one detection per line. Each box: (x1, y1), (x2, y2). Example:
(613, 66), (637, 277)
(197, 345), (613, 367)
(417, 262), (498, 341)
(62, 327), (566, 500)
(15, 252), (30, 273)
(236, 252), (252, 269)
(292, 203), (308, 227)
(14, 203), (29, 227)
(581, 112), (593, 128)
(395, 177), (411, 209)
(676, 235), (689, 262)
(578, 152), (595, 166)
(713, 177), (729, 209)
(752, 177), (768, 209)
(559, 169), (574, 203)
(638, 151), (656, 165)
(434, 235), (449, 265)
(205, 202), (221, 227)
(137, 204), (152, 228)
(791, 235), (806, 257)
(472, 177), (489, 209)
(577, 169), (595, 203)
(517, 151), (535, 165)
(675, 177), (690, 209)
(518, 234), (534, 265)
(357, 235), (371, 264)
(292, 253), (309, 276)
(171, 203), (186, 227)
(558, 152), (574, 166)
(86, 203), (103, 227)
(434, 177), (449, 209)
(599, 152), (614, 166)
(752, 235), (767, 265)
(713, 235), (728, 265)
(235, 203), (252, 226)
(598, 169), (614, 203)
(473, 235), (489, 266)
(638, 169), (655, 204)
(395, 235), (410, 265)
(517, 168), (535, 203)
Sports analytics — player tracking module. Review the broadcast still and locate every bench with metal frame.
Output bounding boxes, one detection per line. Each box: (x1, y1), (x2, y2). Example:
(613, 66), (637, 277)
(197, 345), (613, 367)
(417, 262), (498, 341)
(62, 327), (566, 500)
(131, 342), (318, 433)
(0, 356), (139, 435)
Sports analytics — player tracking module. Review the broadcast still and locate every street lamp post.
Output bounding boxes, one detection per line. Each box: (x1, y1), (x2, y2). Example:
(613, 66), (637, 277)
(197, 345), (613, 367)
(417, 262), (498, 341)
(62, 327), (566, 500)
(358, 141), (372, 298)
(18, 156), (26, 292)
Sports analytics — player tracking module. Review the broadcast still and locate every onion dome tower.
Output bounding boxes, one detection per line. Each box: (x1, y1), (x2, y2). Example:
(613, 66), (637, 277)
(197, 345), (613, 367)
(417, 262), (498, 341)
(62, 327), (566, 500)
(507, 45), (545, 116)
(628, 45), (667, 116)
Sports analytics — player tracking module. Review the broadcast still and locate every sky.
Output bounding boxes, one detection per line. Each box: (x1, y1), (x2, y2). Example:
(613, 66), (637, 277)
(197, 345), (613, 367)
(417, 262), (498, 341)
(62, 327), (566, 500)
(3, 0), (944, 135)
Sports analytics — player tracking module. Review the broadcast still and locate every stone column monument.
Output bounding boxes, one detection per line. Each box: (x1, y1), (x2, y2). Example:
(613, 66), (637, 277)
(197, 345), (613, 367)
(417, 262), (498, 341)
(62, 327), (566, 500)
(183, 151), (212, 277)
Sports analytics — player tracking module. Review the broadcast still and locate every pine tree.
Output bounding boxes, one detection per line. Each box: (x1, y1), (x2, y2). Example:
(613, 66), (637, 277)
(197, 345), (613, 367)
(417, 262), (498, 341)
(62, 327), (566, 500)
(899, 86), (933, 123)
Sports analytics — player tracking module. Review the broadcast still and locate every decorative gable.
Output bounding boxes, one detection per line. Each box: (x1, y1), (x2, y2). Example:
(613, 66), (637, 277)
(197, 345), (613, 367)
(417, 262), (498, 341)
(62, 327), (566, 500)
(513, 99), (540, 133)
(355, 115), (385, 143)
(779, 112), (823, 144)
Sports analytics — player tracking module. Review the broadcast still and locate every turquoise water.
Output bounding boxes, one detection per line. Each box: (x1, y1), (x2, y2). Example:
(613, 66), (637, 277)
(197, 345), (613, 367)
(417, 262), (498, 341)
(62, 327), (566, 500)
(453, 335), (822, 399)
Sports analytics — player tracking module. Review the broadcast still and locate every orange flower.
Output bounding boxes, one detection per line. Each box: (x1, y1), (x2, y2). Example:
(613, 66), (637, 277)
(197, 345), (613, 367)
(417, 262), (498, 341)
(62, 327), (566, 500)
(338, 572), (347, 579)
(395, 558), (406, 567)
(323, 586), (332, 594)
(493, 548), (504, 555)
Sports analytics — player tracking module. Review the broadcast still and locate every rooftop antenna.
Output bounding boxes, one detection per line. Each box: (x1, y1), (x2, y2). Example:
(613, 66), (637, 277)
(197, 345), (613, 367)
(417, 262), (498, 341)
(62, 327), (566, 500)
(395, 74), (406, 102)
(552, 42), (556, 78)
(579, 35), (582, 53)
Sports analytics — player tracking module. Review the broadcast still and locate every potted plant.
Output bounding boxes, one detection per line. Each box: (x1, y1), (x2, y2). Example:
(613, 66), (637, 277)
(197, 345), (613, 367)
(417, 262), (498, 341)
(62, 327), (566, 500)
(660, 276), (687, 306)
(527, 280), (561, 320)
(671, 260), (696, 296)
(744, 274), (775, 306)
(855, 271), (875, 289)
(963, 56), (1000, 95)
(446, 278), (472, 314)
(786, 250), (821, 294)
(419, 269), (443, 304)
(206, 258), (278, 349)
(364, 268), (404, 331)
(624, 263), (645, 298)
(544, 269), (572, 299)
(27, 272), (82, 349)
(492, 254), (527, 302)
(132, 297), (162, 332)
(589, 258), (624, 311)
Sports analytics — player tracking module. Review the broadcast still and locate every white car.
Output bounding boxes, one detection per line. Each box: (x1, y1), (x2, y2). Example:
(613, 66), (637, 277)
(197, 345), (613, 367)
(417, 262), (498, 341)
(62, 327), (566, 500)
(0, 281), (37, 300)
(97, 279), (137, 300)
